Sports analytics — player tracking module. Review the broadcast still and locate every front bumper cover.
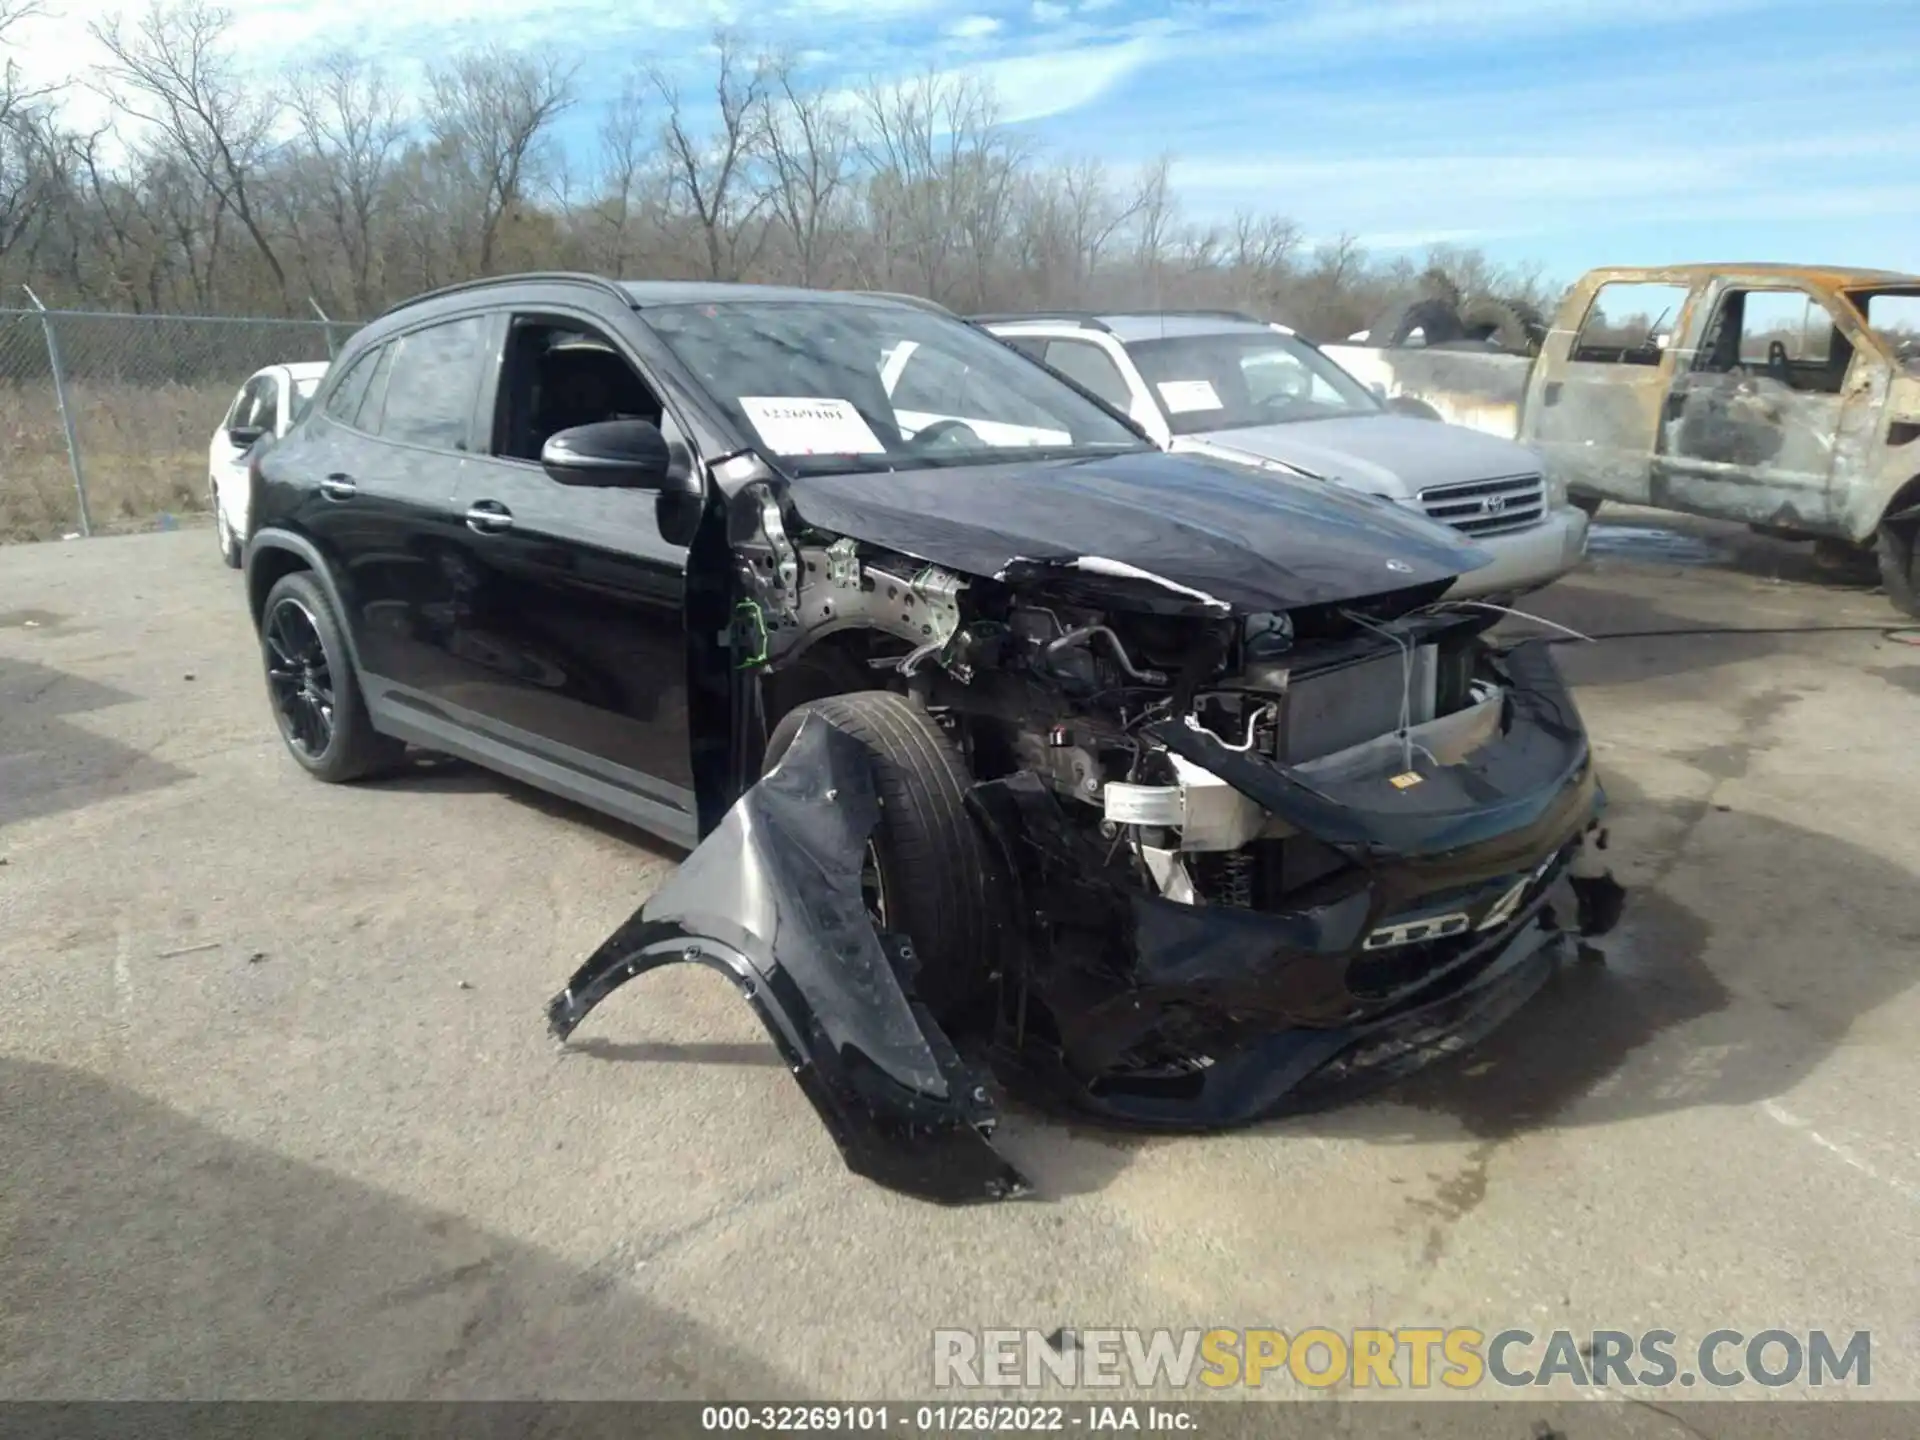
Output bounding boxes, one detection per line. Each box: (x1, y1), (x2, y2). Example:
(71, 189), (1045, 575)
(547, 640), (1623, 1204)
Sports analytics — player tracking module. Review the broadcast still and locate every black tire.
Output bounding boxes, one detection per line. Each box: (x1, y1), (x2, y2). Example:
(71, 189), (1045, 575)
(1459, 296), (1548, 355)
(259, 570), (406, 783)
(1877, 520), (1920, 618)
(762, 691), (994, 1021)
(1369, 296), (1464, 348)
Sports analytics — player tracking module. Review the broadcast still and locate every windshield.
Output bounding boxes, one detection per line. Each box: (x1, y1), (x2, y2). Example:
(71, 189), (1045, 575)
(1844, 288), (1920, 370)
(641, 301), (1148, 475)
(1125, 330), (1382, 435)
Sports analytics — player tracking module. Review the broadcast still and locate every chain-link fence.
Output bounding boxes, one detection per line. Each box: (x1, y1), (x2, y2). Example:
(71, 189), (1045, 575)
(1, 306), (361, 542)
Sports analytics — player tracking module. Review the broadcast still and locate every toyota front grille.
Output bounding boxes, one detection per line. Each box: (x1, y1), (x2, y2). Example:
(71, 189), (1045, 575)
(1419, 473), (1545, 537)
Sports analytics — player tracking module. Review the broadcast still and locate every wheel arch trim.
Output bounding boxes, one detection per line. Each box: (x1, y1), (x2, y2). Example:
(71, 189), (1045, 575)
(244, 528), (365, 674)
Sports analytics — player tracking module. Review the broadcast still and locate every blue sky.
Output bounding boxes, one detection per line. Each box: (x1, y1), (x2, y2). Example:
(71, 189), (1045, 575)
(21, 0), (1920, 284)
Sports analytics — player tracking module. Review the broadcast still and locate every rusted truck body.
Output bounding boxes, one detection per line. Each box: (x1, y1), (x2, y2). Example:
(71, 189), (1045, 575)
(1323, 264), (1920, 613)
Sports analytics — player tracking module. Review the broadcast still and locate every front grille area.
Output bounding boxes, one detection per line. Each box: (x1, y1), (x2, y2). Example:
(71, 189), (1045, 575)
(1419, 472), (1545, 537)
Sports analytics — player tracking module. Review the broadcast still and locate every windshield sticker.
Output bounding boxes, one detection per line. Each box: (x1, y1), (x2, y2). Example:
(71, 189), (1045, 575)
(740, 397), (887, 455)
(1157, 379), (1224, 413)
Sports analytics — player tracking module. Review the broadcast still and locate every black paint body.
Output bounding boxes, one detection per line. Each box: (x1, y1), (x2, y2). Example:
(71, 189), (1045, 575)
(245, 275), (1616, 1205)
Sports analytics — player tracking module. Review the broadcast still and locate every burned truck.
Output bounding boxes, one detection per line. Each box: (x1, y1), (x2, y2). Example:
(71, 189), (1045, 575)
(1325, 264), (1920, 616)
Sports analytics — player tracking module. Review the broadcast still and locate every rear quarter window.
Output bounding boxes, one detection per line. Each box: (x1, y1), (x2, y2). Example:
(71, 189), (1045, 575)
(323, 347), (381, 425)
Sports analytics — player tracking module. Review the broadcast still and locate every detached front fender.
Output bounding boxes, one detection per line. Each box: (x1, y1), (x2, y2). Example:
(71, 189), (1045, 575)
(546, 714), (1032, 1206)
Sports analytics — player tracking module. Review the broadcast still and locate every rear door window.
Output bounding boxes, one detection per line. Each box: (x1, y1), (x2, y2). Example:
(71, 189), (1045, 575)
(997, 334), (1050, 362)
(1042, 338), (1132, 410)
(355, 344), (396, 431)
(1572, 281), (1691, 365)
(374, 315), (492, 451)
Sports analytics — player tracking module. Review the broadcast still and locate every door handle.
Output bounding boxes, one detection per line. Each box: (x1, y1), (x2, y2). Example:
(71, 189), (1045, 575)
(319, 473), (356, 500)
(464, 500), (514, 535)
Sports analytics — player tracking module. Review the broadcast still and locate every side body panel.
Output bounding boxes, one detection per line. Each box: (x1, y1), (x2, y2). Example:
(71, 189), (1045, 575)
(439, 295), (702, 845)
(1519, 270), (1695, 506)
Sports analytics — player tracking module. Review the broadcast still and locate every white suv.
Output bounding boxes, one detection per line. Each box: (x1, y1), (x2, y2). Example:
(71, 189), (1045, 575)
(209, 361), (328, 567)
(977, 311), (1589, 600)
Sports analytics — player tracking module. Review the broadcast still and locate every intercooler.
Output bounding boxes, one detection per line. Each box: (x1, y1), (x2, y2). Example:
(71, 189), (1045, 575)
(1274, 647), (1439, 763)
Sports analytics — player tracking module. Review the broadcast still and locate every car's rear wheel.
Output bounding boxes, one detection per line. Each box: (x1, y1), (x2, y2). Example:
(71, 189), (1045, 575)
(260, 571), (406, 783)
(1878, 518), (1920, 618)
(213, 485), (243, 568)
(761, 691), (995, 1022)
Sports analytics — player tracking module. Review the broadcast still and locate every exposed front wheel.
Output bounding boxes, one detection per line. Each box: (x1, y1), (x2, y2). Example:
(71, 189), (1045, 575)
(761, 691), (996, 1022)
(260, 571), (406, 783)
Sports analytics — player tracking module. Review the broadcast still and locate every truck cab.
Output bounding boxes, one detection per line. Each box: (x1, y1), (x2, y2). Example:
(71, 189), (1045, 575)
(1328, 264), (1920, 614)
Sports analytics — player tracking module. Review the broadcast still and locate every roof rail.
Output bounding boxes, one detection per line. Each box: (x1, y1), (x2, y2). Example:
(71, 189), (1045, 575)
(969, 311), (1114, 332)
(377, 271), (632, 321)
(1155, 308), (1266, 324)
(855, 290), (954, 315)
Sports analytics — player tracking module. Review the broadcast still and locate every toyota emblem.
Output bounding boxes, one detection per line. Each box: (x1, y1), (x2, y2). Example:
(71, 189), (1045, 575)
(1480, 494), (1509, 515)
(1385, 559), (1413, 574)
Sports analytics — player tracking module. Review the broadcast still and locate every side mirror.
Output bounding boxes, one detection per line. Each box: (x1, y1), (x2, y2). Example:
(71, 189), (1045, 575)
(228, 424), (266, 449)
(541, 419), (675, 490)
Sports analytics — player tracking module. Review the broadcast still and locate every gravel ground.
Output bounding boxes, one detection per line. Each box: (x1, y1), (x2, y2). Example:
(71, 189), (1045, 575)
(2, 511), (1916, 1418)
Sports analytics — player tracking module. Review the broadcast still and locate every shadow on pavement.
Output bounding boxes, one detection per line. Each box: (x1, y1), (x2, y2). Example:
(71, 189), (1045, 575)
(0, 660), (192, 830)
(999, 762), (1918, 1200)
(1585, 510), (1884, 594)
(0, 1057), (808, 1399)
(1294, 767), (1918, 1144)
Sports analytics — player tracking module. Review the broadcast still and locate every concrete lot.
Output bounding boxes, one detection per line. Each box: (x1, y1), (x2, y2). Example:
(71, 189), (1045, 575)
(3, 512), (1917, 1411)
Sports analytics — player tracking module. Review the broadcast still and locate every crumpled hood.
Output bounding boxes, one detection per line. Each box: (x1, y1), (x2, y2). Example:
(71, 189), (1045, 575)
(785, 449), (1488, 613)
(1183, 414), (1545, 497)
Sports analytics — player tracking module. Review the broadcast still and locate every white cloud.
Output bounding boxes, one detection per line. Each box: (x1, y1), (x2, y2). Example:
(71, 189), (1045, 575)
(1169, 126), (1920, 241)
(966, 36), (1154, 124)
(1354, 228), (1514, 250)
(1212, 0), (1765, 47)
(1031, 0), (1069, 20)
(946, 14), (1003, 40)
(827, 29), (1157, 130)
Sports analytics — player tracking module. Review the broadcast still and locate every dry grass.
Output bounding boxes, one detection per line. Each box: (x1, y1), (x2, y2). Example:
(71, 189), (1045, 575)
(2, 379), (223, 542)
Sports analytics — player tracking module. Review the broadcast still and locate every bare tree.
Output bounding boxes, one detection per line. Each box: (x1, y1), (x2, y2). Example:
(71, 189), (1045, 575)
(425, 45), (575, 276)
(287, 53), (406, 314)
(0, 16), (1562, 336)
(0, 49), (52, 259)
(579, 76), (651, 275)
(756, 57), (851, 287)
(91, 0), (288, 305)
(857, 70), (1011, 305)
(1063, 157), (1141, 293)
(652, 31), (773, 281)
(1127, 152), (1177, 303)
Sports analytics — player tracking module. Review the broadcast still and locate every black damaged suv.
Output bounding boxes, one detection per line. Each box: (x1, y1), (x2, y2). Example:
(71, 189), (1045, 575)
(245, 274), (1622, 1204)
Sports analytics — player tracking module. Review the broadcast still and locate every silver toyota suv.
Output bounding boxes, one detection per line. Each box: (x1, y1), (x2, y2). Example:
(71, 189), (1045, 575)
(976, 310), (1589, 600)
